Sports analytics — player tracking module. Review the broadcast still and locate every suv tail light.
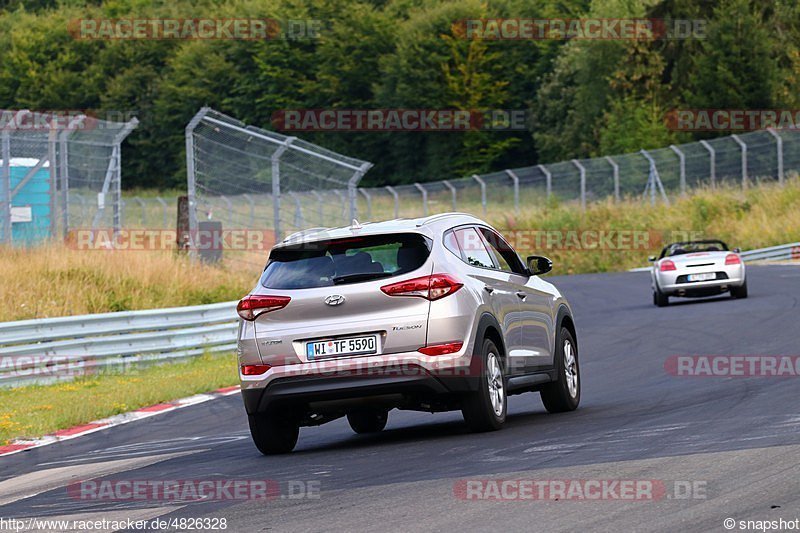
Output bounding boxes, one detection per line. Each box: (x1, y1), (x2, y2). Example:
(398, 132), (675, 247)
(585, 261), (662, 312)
(381, 274), (463, 301)
(237, 295), (291, 321)
(725, 254), (742, 265)
(660, 260), (677, 272)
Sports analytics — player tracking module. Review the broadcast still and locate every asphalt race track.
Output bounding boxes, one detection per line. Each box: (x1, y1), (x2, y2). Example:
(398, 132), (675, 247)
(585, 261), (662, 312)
(2, 265), (799, 532)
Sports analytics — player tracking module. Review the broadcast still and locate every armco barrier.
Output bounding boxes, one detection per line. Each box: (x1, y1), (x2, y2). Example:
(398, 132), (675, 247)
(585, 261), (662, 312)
(0, 301), (237, 386)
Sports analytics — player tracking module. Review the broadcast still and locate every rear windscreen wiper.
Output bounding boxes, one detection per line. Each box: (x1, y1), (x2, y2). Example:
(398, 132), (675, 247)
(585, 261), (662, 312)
(331, 272), (393, 285)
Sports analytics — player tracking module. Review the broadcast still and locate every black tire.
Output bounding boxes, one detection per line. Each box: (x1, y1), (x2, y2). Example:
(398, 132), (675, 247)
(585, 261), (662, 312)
(347, 409), (389, 434)
(654, 289), (669, 307)
(462, 338), (506, 432)
(248, 412), (299, 455)
(731, 280), (748, 299)
(540, 327), (581, 413)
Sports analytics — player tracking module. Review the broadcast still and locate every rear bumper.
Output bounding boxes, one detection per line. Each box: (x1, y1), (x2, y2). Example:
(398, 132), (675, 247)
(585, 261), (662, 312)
(658, 276), (745, 296)
(239, 350), (478, 415)
(655, 265), (745, 296)
(241, 371), (477, 414)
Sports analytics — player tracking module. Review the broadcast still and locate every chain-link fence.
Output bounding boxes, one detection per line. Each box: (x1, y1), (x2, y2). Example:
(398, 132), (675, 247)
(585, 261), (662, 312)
(0, 110), (138, 245)
(185, 108), (373, 245)
(180, 110), (799, 254)
(354, 128), (800, 221)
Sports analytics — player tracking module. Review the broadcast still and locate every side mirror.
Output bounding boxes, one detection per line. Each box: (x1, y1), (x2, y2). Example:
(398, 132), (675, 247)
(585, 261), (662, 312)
(527, 255), (553, 276)
(732, 247), (741, 253)
(648, 255), (657, 262)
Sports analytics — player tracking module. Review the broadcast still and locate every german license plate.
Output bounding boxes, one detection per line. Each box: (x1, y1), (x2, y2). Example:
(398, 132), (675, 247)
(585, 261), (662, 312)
(687, 272), (715, 282)
(306, 335), (379, 359)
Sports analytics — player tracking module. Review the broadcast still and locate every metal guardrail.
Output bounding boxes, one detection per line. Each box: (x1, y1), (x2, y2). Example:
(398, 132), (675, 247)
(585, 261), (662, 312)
(630, 242), (800, 272)
(739, 242), (800, 262)
(0, 301), (238, 386)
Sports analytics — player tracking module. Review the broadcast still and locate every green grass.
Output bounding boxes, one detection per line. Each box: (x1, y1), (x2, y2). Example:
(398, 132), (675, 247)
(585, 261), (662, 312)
(0, 354), (238, 446)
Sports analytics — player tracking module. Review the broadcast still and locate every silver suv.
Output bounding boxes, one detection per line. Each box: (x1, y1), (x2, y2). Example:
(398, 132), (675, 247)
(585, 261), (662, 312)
(237, 213), (580, 454)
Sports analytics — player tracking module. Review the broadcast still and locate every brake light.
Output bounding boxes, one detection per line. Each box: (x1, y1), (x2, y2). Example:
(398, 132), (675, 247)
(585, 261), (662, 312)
(236, 295), (291, 320)
(660, 260), (677, 272)
(241, 364), (271, 375)
(418, 342), (463, 356)
(380, 274), (463, 301)
(725, 254), (742, 265)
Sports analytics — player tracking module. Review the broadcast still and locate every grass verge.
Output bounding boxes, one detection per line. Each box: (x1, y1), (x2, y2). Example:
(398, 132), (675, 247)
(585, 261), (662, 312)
(0, 353), (238, 446)
(0, 246), (256, 322)
(487, 178), (800, 275)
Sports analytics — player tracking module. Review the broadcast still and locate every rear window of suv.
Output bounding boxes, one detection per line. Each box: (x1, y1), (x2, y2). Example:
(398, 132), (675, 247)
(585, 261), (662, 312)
(260, 233), (432, 290)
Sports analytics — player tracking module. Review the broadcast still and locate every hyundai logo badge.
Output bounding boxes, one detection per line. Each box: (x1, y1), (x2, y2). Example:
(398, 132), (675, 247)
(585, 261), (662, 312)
(324, 294), (346, 306)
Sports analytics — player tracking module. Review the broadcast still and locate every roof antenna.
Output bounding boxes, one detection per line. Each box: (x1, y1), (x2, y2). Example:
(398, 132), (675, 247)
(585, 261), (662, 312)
(351, 219), (362, 230)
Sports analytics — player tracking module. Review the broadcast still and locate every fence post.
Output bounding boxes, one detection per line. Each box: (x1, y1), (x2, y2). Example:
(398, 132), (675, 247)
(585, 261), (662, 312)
(571, 160), (586, 211)
(605, 156), (620, 202)
(505, 170), (520, 214)
(57, 114), (85, 238)
(241, 193), (255, 226)
(0, 130), (9, 244)
(348, 162), (372, 222)
(385, 186), (399, 218)
(699, 140), (716, 188)
(538, 164), (552, 200)
(414, 182), (428, 216)
(472, 174), (487, 216)
(358, 188), (372, 220)
(48, 126), (57, 238)
(442, 180), (457, 211)
(767, 128), (784, 185)
(640, 150), (670, 206)
(311, 190), (324, 225)
(731, 134), (748, 189)
(185, 108), (210, 257)
(155, 196), (168, 228)
(59, 127), (70, 238)
(113, 119), (138, 234)
(271, 137), (295, 240)
(669, 145), (686, 196)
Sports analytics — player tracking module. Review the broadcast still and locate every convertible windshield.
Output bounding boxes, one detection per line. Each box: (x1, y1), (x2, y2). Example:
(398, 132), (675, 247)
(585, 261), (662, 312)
(660, 241), (729, 258)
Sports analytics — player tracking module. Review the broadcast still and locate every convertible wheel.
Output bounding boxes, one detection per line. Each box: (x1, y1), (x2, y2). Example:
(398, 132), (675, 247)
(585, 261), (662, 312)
(654, 289), (669, 307)
(731, 280), (748, 299)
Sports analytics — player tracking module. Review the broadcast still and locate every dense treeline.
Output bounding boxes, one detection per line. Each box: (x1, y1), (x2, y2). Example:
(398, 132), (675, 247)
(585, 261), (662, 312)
(0, 0), (798, 189)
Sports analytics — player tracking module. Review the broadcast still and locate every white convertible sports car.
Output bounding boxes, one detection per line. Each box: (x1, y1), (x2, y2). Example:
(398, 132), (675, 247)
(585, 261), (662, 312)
(650, 240), (747, 307)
